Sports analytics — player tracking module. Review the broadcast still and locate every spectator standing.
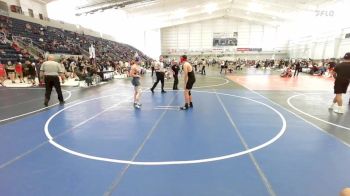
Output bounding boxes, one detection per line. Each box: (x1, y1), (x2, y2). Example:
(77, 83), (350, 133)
(201, 59), (206, 75)
(220, 60), (225, 74)
(70, 60), (77, 78)
(15, 62), (24, 83)
(35, 60), (42, 85)
(294, 60), (301, 77)
(151, 61), (155, 77)
(224, 60), (229, 74)
(27, 62), (36, 86)
(194, 60), (198, 72)
(0, 62), (6, 86)
(59, 61), (66, 84)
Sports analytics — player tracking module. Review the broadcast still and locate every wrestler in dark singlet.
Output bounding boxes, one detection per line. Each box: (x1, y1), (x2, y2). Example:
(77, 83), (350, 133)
(180, 55), (196, 110)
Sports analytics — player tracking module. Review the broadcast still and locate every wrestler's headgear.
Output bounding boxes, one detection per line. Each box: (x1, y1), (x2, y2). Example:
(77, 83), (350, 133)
(180, 55), (187, 63)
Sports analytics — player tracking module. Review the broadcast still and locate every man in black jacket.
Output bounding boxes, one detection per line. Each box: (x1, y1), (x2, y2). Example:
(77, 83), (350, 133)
(171, 60), (180, 90)
(294, 60), (301, 77)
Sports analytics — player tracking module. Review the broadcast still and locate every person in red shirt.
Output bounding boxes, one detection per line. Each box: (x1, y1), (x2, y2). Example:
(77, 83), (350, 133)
(6, 61), (15, 83)
(15, 62), (24, 83)
(0, 63), (7, 86)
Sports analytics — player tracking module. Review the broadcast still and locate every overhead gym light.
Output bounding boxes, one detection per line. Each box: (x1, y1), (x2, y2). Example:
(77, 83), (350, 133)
(204, 3), (218, 14)
(75, 0), (155, 16)
(248, 2), (263, 12)
(173, 9), (186, 19)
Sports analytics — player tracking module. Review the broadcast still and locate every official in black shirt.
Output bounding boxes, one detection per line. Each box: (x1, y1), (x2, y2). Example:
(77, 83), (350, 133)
(27, 62), (36, 85)
(171, 61), (180, 90)
(201, 59), (206, 75)
(294, 61), (301, 77)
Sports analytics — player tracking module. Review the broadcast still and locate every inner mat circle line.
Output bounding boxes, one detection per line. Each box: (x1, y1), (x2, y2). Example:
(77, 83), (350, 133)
(122, 77), (229, 89)
(109, 77), (230, 90)
(192, 78), (229, 89)
(215, 92), (276, 196)
(44, 93), (126, 140)
(287, 93), (350, 131)
(0, 90), (72, 123)
(44, 90), (287, 166)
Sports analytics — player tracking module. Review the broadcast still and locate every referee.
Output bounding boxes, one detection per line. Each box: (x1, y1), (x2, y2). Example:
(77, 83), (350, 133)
(40, 55), (65, 107)
(150, 56), (166, 93)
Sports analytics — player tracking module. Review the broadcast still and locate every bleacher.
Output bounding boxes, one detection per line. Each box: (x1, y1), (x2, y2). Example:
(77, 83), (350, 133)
(0, 43), (22, 63)
(1, 14), (152, 62)
(11, 18), (44, 44)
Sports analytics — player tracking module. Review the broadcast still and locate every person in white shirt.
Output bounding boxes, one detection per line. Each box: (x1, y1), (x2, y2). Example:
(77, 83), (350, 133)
(70, 61), (77, 78)
(40, 55), (65, 107)
(201, 59), (206, 75)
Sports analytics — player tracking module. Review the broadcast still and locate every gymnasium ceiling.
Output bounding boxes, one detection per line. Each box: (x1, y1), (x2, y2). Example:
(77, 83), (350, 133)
(45, 0), (336, 28)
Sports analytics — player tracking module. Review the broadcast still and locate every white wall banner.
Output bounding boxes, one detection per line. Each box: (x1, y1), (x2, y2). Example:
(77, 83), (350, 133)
(213, 32), (238, 47)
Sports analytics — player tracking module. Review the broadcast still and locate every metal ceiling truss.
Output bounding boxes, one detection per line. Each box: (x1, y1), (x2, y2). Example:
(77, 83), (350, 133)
(75, 0), (155, 16)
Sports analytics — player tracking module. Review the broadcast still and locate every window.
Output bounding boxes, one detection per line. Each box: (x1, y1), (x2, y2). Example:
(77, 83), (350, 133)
(0, 1), (9, 15)
(10, 5), (23, 14)
(39, 13), (43, 20)
(28, 9), (34, 17)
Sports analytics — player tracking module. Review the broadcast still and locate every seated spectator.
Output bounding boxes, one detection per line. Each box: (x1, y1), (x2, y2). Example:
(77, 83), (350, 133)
(2, 17), (153, 67)
(76, 66), (93, 86)
(0, 31), (6, 44)
(235, 63), (243, 70)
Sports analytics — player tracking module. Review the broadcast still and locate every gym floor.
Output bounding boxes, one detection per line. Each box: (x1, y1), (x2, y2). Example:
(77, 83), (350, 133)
(0, 67), (349, 196)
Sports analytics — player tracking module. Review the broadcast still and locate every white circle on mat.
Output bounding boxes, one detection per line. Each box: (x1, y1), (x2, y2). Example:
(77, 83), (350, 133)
(135, 77), (229, 89)
(0, 89), (72, 123)
(45, 91), (287, 165)
(287, 93), (350, 131)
